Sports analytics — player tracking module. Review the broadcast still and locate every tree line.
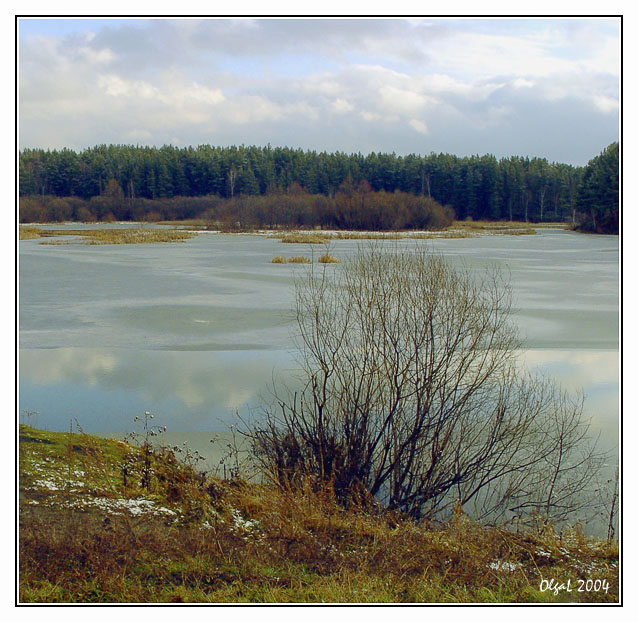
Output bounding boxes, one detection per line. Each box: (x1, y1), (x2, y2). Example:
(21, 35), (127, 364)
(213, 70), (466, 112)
(19, 143), (618, 232)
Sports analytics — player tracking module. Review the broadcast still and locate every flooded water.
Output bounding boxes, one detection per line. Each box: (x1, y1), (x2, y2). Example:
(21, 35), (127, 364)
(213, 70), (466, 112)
(19, 227), (619, 468)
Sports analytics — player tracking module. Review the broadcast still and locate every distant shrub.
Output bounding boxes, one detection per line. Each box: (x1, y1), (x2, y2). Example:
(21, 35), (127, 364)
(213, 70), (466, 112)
(287, 256), (312, 264)
(271, 256), (287, 264)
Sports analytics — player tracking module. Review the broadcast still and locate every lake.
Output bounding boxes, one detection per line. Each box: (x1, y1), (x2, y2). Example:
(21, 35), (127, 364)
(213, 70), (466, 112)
(19, 227), (619, 474)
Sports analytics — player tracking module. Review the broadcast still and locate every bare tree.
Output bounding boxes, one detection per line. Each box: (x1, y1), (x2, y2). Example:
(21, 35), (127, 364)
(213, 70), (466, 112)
(251, 245), (604, 524)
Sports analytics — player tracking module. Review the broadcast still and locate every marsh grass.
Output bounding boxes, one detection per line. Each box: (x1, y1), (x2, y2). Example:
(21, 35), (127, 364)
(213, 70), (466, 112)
(278, 232), (333, 244)
(36, 228), (198, 245)
(450, 220), (570, 231)
(331, 232), (402, 240)
(19, 227), (44, 240)
(318, 253), (341, 264)
(274, 227), (540, 244)
(452, 220), (565, 232)
(19, 425), (619, 603)
(272, 256), (328, 265)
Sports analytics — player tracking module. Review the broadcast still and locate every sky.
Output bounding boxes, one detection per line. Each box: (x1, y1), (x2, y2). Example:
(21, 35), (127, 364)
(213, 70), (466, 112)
(17, 16), (620, 166)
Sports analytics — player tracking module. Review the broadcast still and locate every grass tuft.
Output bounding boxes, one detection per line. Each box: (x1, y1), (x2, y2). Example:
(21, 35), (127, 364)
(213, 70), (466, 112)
(318, 253), (340, 264)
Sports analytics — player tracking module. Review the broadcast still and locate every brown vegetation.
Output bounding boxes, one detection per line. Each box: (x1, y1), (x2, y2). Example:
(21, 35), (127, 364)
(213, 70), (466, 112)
(34, 228), (198, 245)
(317, 253), (340, 264)
(279, 233), (332, 244)
(19, 425), (618, 603)
(19, 227), (43, 240)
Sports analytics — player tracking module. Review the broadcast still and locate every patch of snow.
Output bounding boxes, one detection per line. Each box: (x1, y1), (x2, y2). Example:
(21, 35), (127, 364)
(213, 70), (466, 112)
(489, 560), (523, 572)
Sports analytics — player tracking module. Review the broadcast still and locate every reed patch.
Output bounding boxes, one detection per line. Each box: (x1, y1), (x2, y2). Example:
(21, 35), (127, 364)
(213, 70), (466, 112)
(19, 227), (44, 240)
(318, 253), (340, 264)
(36, 228), (198, 245)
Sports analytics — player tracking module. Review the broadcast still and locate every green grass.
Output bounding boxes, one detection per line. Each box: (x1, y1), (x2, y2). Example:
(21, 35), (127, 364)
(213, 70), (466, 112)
(19, 425), (619, 604)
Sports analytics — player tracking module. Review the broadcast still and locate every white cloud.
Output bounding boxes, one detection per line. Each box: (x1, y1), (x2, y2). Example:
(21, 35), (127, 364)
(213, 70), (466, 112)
(361, 110), (383, 123)
(430, 30), (584, 80)
(592, 94), (620, 115)
(513, 77), (534, 89)
(78, 45), (114, 65)
(409, 119), (428, 135)
(378, 85), (434, 116)
(98, 74), (158, 99)
(331, 98), (354, 113)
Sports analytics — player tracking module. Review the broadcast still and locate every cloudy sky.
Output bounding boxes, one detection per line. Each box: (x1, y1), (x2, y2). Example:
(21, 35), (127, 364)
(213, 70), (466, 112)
(18, 17), (620, 165)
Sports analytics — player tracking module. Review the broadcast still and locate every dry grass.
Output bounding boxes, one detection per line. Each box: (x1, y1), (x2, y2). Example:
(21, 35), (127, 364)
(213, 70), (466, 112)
(332, 232), (402, 240)
(36, 228), (198, 245)
(453, 220), (566, 232)
(407, 231), (473, 239)
(275, 227), (540, 243)
(318, 253), (341, 264)
(19, 227), (44, 240)
(278, 232), (333, 244)
(272, 256), (325, 265)
(19, 425), (619, 603)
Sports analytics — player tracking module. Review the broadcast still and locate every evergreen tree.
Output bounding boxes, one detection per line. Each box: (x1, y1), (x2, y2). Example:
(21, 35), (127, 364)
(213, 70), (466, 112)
(575, 142), (619, 234)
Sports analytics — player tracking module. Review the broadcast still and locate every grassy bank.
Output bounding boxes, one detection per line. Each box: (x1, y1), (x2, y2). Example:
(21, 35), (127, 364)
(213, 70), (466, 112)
(18, 425), (619, 604)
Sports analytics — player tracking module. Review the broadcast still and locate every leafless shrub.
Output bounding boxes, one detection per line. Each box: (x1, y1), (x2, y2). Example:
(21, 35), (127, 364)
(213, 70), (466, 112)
(250, 245), (604, 525)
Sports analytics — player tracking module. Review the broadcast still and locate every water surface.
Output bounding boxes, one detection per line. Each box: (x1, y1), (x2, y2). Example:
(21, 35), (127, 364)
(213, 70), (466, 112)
(19, 228), (619, 462)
